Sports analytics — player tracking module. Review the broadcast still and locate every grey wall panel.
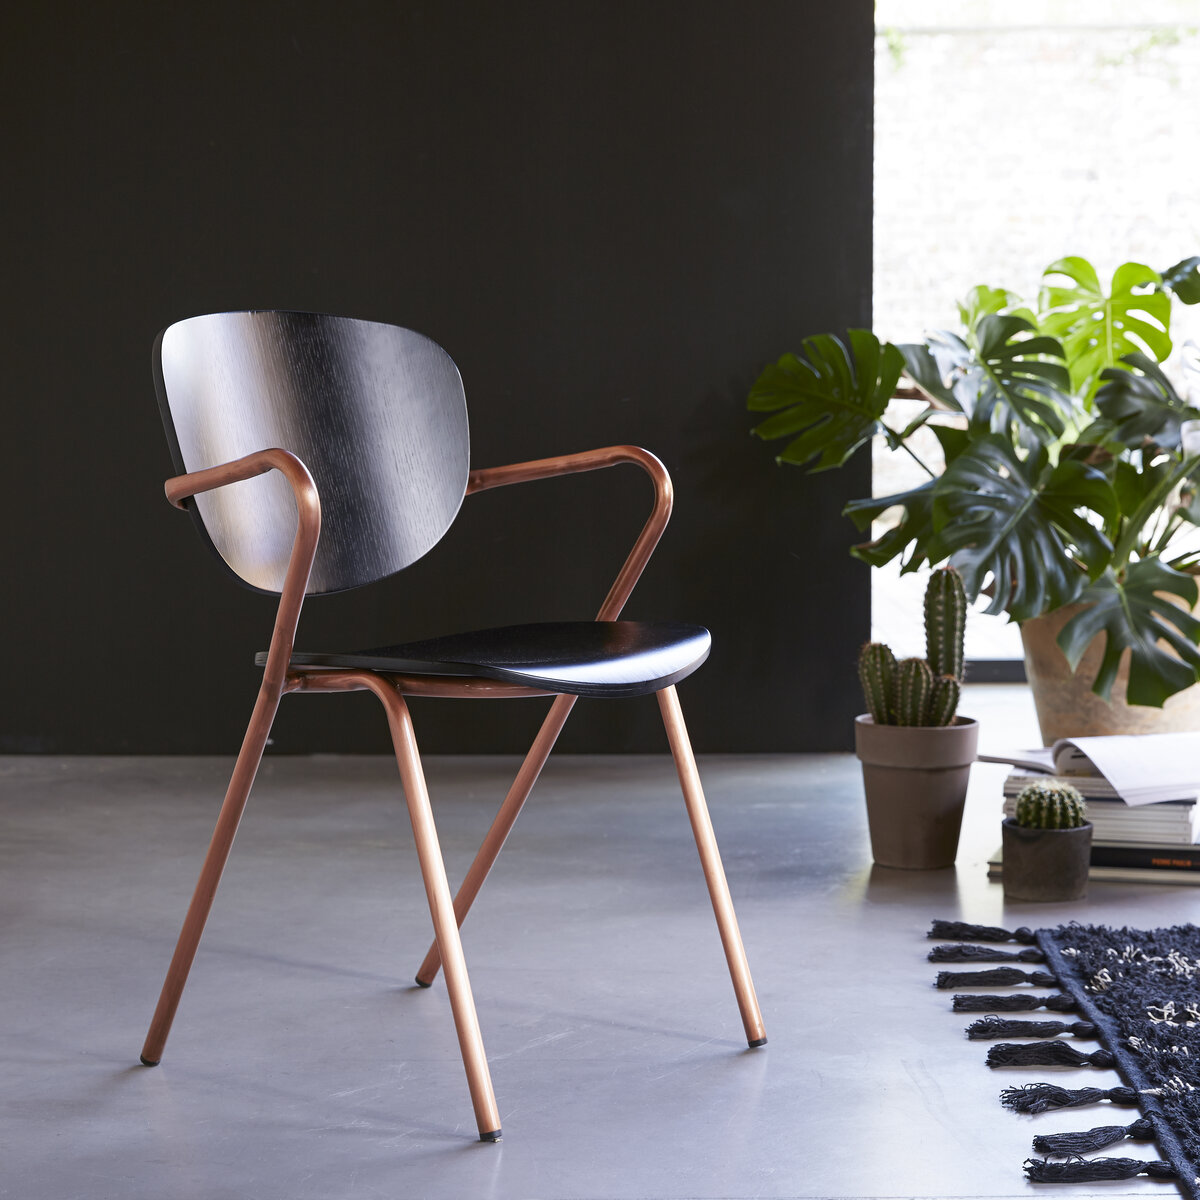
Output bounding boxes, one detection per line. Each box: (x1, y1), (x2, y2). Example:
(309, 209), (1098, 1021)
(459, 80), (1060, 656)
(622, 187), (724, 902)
(1, 1), (873, 753)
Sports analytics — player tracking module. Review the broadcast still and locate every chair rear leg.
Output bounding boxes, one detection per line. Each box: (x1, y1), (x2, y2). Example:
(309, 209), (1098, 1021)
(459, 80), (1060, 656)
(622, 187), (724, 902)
(656, 685), (767, 1048)
(375, 684), (503, 1142)
(140, 685), (281, 1066)
(415, 693), (576, 987)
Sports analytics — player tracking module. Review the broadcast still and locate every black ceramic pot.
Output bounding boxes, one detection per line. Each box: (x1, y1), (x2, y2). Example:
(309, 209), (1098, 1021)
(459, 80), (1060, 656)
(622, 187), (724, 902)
(1001, 818), (1093, 902)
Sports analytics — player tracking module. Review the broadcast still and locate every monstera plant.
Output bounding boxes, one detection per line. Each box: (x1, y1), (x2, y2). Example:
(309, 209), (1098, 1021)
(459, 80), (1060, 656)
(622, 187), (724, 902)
(749, 254), (1200, 707)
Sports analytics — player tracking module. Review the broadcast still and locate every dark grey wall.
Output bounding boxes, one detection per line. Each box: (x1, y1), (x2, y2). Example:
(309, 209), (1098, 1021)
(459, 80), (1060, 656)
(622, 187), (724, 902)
(3, 2), (873, 754)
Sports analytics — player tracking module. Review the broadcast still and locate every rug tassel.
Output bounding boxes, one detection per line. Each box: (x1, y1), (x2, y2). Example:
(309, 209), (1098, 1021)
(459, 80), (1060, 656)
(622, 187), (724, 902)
(953, 993), (1076, 1013)
(928, 920), (1037, 944)
(929, 944), (1045, 963)
(966, 1016), (1096, 1040)
(1000, 1084), (1140, 1114)
(1032, 1117), (1155, 1155)
(936, 968), (1058, 989)
(987, 1041), (1114, 1069)
(1024, 1156), (1175, 1183)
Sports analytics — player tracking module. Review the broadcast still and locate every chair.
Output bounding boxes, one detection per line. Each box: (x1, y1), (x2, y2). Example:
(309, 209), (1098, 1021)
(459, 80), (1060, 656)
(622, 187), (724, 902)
(142, 310), (766, 1141)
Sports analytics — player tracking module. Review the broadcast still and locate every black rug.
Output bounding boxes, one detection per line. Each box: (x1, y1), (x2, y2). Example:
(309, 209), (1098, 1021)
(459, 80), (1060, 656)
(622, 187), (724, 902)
(930, 920), (1200, 1192)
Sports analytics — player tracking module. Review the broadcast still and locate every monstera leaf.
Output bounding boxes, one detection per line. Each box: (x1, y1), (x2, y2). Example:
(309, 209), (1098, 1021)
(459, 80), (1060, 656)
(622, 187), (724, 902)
(1163, 256), (1200, 305)
(956, 284), (1036, 335)
(1112, 457), (1176, 521)
(747, 330), (905, 471)
(843, 426), (972, 572)
(1083, 353), (1200, 450)
(928, 434), (1117, 621)
(1056, 558), (1200, 705)
(896, 341), (959, 408)
(844, 478), (938, 572)
(925, 315), (1071, 444)
(928, 422), (971, 467)
(1039, 258), (1172, 395)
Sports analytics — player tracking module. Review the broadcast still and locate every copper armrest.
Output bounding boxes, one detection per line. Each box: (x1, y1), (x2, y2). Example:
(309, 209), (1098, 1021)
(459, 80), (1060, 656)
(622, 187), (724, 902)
(165, 448), (322, 696)
(467, 445), (673, 620)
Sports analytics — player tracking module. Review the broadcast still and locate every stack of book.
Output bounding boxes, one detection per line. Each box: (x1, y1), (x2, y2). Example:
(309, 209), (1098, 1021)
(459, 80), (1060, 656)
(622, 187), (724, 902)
(983, 733), (1200, 886)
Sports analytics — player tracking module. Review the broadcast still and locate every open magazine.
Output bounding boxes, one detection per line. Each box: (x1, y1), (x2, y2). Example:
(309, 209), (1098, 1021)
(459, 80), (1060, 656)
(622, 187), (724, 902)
(978, 733), (1200, 806)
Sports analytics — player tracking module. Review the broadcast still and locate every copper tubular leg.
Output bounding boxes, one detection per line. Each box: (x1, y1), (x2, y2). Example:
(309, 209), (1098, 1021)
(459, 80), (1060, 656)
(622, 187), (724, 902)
(415, 692), (577, 986)
(369, 678), (502, 1141)
(144, 449), (319, 1069)
(409, 448), (671, 988)
(656, 685), (767, 1048)
(140, 682), (286, 1065)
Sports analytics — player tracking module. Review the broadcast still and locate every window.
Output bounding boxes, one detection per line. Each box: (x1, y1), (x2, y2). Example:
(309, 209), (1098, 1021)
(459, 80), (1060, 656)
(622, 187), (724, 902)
(873, 0), (1200, 666)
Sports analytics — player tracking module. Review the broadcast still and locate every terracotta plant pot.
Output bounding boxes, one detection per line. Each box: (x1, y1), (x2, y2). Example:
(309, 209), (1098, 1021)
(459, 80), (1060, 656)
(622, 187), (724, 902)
(854, 715), (979, 869)
(1001, 818), (1092, 902)
(1021, 604), (1200, 744)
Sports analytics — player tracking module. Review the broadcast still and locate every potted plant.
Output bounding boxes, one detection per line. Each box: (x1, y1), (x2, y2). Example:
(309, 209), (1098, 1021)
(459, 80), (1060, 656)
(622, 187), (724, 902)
(856, 566), (978, 869)
(1001, 780), (1092, 902)
(749, 254), (1200, 741)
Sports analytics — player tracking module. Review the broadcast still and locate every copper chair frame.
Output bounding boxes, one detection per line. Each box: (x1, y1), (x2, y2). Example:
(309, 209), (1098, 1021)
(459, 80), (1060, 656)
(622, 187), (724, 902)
(141, 443), (765, 1142)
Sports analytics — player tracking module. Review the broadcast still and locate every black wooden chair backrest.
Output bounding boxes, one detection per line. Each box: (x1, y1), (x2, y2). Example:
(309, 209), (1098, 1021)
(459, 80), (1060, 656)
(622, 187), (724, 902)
(154, 311), (470, 595)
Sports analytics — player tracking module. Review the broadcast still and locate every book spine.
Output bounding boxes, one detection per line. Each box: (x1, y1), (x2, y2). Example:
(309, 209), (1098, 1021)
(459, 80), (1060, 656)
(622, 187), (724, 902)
(1089, 845), (1200, 872)
(1002, 778), (1120, 799)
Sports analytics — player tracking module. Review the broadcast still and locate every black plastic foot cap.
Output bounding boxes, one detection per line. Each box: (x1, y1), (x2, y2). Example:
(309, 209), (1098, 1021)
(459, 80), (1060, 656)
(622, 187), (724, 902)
(748, 1037), (768, 1048)
(414, 975), (432, 989)
(480, 1129), (502, 1143)
(139, 1054), (160, 1067)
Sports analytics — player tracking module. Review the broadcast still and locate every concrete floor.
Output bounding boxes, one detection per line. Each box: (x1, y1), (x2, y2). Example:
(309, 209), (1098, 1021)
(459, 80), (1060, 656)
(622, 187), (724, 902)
(4, 686), (1200, 1199)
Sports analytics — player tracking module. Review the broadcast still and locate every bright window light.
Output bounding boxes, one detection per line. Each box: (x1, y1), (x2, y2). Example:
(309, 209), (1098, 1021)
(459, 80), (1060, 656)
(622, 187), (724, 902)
(873, 0), (1200, 662)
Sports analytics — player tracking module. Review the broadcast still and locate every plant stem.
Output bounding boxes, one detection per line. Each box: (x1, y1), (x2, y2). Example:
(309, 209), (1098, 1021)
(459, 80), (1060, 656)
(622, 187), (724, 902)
(892, 435), (936, 479)
(1151, 510), (1182, 556)
(1112, 454), (1200, 568)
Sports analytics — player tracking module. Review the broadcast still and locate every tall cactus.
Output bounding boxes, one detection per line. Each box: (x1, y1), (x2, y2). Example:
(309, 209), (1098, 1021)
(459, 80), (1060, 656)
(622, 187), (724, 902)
(925, 566), (967, 681)
(857, 567), (967, 726)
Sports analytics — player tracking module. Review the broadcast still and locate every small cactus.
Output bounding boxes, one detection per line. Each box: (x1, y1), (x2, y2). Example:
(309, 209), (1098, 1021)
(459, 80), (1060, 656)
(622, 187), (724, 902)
(858, 642), (896, 724)
(857, 567), (968, 726)
(894, 657), (934, 726)
(927, 675), (962, 727)
(1015, 781), (1088, 829)
(925, 566), (967, 680)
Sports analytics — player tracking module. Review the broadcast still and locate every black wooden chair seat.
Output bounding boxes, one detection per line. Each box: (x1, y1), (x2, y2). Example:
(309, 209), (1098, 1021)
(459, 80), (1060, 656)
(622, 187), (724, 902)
(262, 621), (711, 698)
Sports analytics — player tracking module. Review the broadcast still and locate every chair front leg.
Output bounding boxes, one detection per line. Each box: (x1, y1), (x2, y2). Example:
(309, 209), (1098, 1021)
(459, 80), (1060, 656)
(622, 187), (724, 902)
(369, 679), (503, 1142)
(656, 685), (767, 1048)
(140, 682), (284, 1065)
